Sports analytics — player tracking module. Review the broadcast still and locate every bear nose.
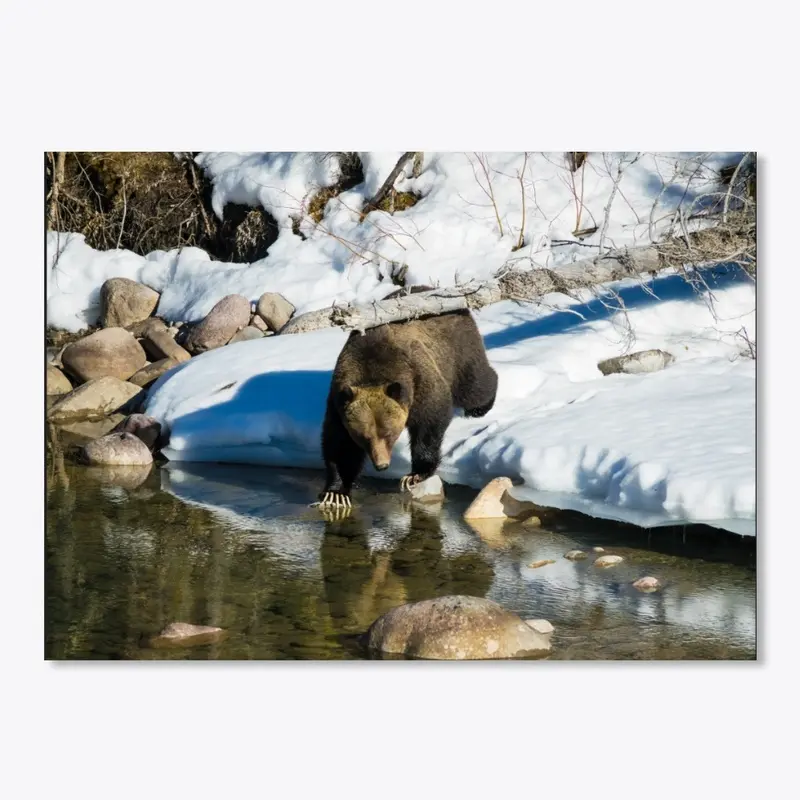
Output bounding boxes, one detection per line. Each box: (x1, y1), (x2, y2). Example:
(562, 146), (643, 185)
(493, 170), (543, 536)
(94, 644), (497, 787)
(374, 461), (390, 471)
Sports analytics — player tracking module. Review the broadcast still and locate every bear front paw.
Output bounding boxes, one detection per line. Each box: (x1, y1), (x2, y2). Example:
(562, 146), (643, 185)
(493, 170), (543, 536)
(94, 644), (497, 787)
(400, 474), (425, 492)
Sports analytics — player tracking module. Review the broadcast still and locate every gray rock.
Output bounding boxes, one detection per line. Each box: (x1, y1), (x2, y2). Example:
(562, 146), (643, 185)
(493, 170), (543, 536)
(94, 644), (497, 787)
(47, 377), (145, 423)
(632, 576), (661, 593)
(61, 327), (147, 383)
(365, 595), (551, 660)
(255, 292), (295, 333)
(279, 307), (335, 335)
(110, 413), (162, 451)
(597, 349), (675, 376)
(142, 329), (191, 363)
(149, 622), (227, 649)
(184, 295), (251, 354)
(81, 431), (154, 466)
(564, 550), (588, 561)
(46, 363), (73, 396)
(128, 358), (180, 388)
(100, 278), (160, 329)
(228, 325), (265, 344)
(525, 619), (554, 636)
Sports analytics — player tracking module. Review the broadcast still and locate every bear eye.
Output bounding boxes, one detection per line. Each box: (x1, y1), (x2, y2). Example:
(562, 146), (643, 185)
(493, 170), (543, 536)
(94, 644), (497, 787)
(385, 382), (407, 403)
(336, 386), (355, 405)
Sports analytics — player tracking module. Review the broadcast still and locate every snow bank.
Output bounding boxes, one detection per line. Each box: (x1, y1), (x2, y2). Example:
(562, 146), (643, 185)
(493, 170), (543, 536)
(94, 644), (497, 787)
(145, 267), (755, 535)
(47, 152), (743, 332)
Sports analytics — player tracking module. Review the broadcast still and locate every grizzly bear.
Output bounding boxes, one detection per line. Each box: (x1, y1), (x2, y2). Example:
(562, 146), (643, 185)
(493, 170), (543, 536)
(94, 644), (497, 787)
(317, 286), (498, 508)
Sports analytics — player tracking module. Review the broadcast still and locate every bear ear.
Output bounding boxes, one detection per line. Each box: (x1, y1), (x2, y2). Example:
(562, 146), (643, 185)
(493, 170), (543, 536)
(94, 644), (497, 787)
(336, 386), (355, 405)
(385, 382), (408, 404)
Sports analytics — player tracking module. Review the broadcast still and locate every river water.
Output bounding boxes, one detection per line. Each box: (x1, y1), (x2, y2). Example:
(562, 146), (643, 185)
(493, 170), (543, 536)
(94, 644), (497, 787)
(45, 429), (756, 661)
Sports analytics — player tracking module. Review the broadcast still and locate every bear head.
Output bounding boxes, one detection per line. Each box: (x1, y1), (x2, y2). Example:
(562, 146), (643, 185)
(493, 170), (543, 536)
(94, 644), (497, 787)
(335, 382), (410, 471)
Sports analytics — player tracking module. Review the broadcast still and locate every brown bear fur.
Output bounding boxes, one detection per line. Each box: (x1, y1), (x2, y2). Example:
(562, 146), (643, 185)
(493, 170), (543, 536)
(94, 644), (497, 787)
(319, 285), (498, 504)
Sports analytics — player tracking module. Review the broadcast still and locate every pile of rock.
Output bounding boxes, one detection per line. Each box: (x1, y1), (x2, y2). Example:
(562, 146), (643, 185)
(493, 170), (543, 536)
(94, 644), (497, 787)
(47, 277), (297, 435)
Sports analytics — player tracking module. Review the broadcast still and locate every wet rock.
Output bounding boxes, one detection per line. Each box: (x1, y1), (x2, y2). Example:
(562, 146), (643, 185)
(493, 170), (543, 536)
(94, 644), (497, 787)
(408, 475), (444, 503)
(61, 327), (147, 383)
(597, 349), (675, 376)
(528, 559), (556, 569)
(100, 277), (160, 329)
(81, 432), (153, 466)
(464, 477), (513, 519)
(47, 377), (145, 423)
(110, 414), (162, 451)
(46, 363), (73, 395)
(564, 550), (588, 561)
(142, 328), (191, 363)
(592, 547), (605, 553)
(525, 619), (554, 636)
(228, 325), (265, 344)
(128, 357), (179, 388)
(279, 307), (334, 335)
(463, 477), (546, 524)
(256, 292), (296, 333)
(595, 554), (624, 568)
(633, 576), (661, 593)
(365, 596), (551, 659)
(521, 514), (542, 527)
(149, 622), (227, 648)
(184, 294), (251, 354)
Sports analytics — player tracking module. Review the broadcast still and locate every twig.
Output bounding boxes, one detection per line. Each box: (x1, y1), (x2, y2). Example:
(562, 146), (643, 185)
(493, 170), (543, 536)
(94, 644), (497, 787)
(116, 175), (127, 249)
(363, 152), (416, 214)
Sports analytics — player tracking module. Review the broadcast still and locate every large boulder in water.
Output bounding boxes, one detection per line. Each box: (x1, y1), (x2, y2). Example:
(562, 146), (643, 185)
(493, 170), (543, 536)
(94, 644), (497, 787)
(183, 294), (251, 354)
(100, 278), (160, 329)
(365, 596), (552, 660)
(81, 431), (153, 466)
(110, 413), (162, 451)
(61, 327), (147, 382)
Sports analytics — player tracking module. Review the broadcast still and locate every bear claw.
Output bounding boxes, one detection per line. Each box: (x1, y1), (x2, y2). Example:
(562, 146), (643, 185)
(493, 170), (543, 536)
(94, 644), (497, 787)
(400, 474), (423, 492)
(314, 491), (352, 510)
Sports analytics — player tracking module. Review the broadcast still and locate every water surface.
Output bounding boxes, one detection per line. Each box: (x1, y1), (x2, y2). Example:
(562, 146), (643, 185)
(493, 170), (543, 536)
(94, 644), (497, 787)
(45, 435), (756, 661)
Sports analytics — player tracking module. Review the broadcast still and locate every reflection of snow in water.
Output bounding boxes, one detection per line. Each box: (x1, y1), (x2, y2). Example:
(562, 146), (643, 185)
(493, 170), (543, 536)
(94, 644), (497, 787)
(161, 465), (323, 574)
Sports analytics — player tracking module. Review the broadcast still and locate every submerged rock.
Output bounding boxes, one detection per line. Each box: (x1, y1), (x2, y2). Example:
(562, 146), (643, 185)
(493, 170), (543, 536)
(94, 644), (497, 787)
(528, 559), (556, 569)
(564, 550), (588, 561)
(633, 576), (661, 593)
(149, 622), (227, 649)
(365, 595), (551, 660)
(594, 554), (624, 568)
(61, 327), (147, 383)
(597, 349), (675, 376)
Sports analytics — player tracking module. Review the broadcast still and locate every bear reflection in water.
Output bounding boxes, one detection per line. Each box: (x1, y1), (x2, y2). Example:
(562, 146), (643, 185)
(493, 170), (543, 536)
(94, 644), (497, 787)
(319, 501), (495, 638)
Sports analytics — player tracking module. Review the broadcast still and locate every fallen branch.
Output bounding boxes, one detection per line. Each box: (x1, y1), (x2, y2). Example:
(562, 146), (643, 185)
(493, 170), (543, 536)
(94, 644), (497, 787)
(283, 243), (664, 335)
